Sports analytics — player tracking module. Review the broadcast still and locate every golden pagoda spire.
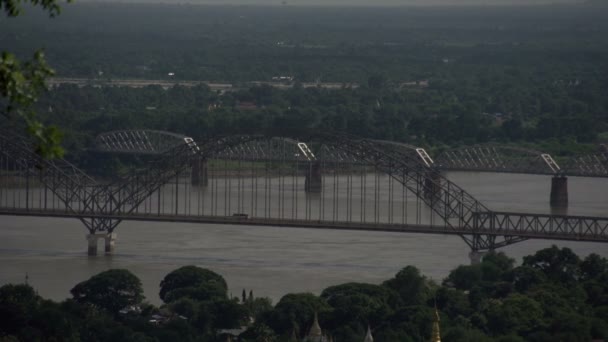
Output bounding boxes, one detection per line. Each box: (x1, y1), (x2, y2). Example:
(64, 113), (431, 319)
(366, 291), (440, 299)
(431, 306), (441, 342)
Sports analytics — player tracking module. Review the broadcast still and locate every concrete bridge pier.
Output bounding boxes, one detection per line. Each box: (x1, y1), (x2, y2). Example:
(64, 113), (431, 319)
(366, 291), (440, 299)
(87, 234), (102, 256)
(550, 176), (568, 208)
(469, 250), (487, 265)
(191, 158), (208, 186)
(86, 233), (117, 256)
(424, 170), (442, 199)
(105, 233), (117, 254)
(305, 162), (322, 193)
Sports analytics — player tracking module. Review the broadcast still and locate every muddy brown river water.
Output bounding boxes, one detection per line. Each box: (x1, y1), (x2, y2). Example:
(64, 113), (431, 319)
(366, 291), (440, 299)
(0, 172), (606, 304)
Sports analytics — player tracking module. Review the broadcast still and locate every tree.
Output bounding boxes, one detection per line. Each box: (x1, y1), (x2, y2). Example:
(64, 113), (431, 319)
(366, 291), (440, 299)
(321, 283), (398, 329)
(522, 245), (581, 284)
(1, 0), (70, 158)
(496, 336), (526, 342)
(383, 266), (431, 306)
(159, 266), (227, 303)
(481, 252), (515, 282)
(240, 323), (278, 342)
(501, 118), (524, 141)
(367, 74), (387, 90)
(247, 297), (274, 321)
(445, 265), (483, 291)
(263, 293), (330, 337)
(194, 298), (248, 331)
(379, 305), (434, 342)
(70, 269), (144, 314)
(1, 0), (67, 16)
(213, 298), (248, 329)
(545, 310), (592, 341)
(485, 294), (544, 336)
(442, 327), (493, 342)
(435, 287), (472, 319)
(0, 284), (41, 336)
(163, 282), (227, 303)
(580, 253), (608, 281)
(509, 265), (548, 293)
(169, 297), (199, 320)
(28, 300), (80, 342)
(482, 252), (515, 273)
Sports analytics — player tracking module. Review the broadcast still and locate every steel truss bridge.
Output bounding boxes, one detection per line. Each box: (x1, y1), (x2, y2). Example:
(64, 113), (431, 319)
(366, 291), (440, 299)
(1, 129), (607, 260)
(433, 144), (608, 178)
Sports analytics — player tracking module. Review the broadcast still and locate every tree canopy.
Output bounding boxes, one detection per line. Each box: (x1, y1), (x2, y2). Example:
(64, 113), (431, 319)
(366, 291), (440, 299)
(70, 269), (144, 314)
(1, 246), (607, 341)
(159, 266), (228, 303)
(0, 0), (70, 158)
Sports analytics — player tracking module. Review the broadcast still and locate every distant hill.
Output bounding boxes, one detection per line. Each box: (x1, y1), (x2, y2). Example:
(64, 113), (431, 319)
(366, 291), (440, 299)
(77, 0), (585, 7)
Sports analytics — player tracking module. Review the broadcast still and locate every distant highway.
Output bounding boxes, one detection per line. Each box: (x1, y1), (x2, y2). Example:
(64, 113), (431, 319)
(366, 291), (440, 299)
(47, 78), (359, 91)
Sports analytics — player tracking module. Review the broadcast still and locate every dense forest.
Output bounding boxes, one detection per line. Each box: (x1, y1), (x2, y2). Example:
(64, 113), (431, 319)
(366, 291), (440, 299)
(33, 80), (607, 164)
(2, 2), (608, 157)
(3, 3), (608, 83)
(1, 246), (607, 341)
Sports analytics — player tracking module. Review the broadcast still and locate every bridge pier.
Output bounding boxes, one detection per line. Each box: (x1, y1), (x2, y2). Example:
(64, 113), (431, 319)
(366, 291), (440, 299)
(87, 234), (102, 256)
(424, 170), (442, 199)
(191, 158), (208, 186)
(550, 176), (568, 208)
(105, 233), (117, 254)
(305, 162), (322, 193)
(469, 250), (487, 265)
(86, 233), (117, 256)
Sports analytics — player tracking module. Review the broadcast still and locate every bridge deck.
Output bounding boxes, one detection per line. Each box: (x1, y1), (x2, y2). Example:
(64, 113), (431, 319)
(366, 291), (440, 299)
(3, 131), (607, 251)
(436, 166), (608, 178)
(2, 209), (606, 244)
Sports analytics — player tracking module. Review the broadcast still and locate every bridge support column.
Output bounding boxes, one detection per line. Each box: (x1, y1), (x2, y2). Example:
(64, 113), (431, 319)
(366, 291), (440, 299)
(424, 170), (442, 199)
(191, 158), (208, 186)
(305, 162), (322, 193)
(105, 233), (117, 254)
(550, 176), (568, 208)
(86, 233), (104, 256)
(87, 234), (98, 256)
(469, 250), (487, 265)
(87, 233), (117, 256)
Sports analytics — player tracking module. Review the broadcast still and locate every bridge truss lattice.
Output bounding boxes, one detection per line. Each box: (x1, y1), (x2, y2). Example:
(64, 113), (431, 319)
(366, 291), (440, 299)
(2, 130), (608, 253)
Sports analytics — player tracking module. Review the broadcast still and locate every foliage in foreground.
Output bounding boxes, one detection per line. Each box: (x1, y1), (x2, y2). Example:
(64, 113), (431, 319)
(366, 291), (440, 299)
(0, 0), (70, 159)
(0, 246), (607, 341)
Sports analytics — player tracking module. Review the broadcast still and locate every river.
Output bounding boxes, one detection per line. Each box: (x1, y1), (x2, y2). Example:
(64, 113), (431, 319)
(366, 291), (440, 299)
(0, 172), (606, 305)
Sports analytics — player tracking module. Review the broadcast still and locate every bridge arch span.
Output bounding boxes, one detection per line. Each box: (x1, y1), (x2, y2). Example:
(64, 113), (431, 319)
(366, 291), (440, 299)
(95, 129), (192, 155)
(4, 130), (607, 258)
(561, 145), (608, 178)
(189, 133), (516, 251)
(0, 128), (119, 234)
(434, 144), (560, 175)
